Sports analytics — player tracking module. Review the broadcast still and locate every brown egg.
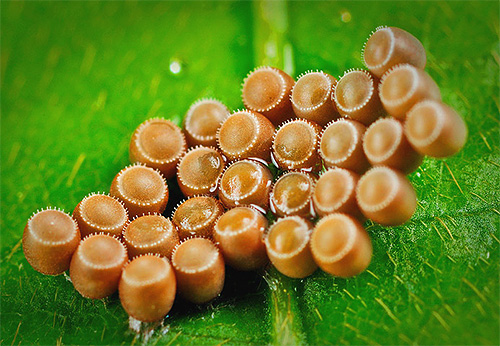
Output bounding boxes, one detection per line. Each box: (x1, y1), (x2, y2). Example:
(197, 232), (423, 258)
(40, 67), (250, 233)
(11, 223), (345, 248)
(172, 196), (224, 240)
(73, 193), (128, 238)
(319, 119), (370, 173)
(333, 69), (384, 125)
(379, 64), (441, 119)
(270, 171), (316, 218)
(171, 238), (225, 304)
(363, 117), (423, 173)
(218, 159), (273, 210)
(217, 110), (275, 162)
(183, 98), (230, 147)
(363, 26), (426, 78)
(265, 216), (317, 278)
(405, 100), (468, 158)
(356, 166), (416, 226)
(214, 207), (268, 271)
(176, 146), (226, 197)
(291, 71), (340, 126)
(70, 233), (128, 299)
(272, 119), (322, 172)
(122, 214), (179, 259)
(129, 118), (187, 178)
(119, 254), (176, 322)
(312, 168), (363, 220)
(23, 208), (81, 275)
(310, 213), (372, 277)
(242, 66), (295, 126)
(110, 164), (169, 218)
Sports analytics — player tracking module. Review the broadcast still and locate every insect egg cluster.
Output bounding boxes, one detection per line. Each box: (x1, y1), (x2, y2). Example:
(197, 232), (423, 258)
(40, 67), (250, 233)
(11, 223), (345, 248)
(22, 26), (467, 324)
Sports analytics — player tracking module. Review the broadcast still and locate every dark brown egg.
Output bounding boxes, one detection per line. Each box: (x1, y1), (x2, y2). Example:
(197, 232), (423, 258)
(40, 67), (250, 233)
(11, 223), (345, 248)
(176, 146), (225, 197)
(70, 233), (128, 299)
(242, 66), (295, 126)
(184, 99), (230, 147)
(363, 26), (426, 78)
(73, 193), (128, 238)
(405, 100), (467, 157)
(312, 168), (363, 220)
(123, 214), (179, 259)
(171, 238), (225, 304)
(110, 164), (169, 218)
(214, 207), (268, 271)
(272, 119), (322, 172)
(23, 208), (81, 275)
(379, 64), (441, 119)
(356, 166), (416, 226)
(119, 254), (176, 322)
(291, 71), (340, 126)
(129, 118), (187, 178)
(363, 117), (423, 173)
(218, 159), (273, 210)
(319, 119), (370, 173)
(217, 110), (275, 162)
(270, 171), (316, 218)
(311, 213), (372, 277)
(333, 69), (384, 125)
(265, 216), (317, 278)
(172, 196), (224, 240)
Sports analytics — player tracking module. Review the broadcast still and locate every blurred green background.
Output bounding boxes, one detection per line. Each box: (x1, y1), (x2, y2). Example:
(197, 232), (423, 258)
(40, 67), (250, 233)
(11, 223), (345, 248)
(1, 1), (499, 345)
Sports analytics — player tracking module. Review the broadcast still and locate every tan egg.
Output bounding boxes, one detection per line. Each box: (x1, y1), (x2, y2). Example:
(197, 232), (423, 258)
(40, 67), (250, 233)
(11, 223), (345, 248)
(70, 233), (128, 299)
(171, 238), (225, 304)
(265, 216), (317, 278)
(291, 71), (340, 126)
(363, 26), (426, 78)
(242, 66), (295, 126)
(23, 208), (81, 275)
(110, 164), (169, 218)
(183, 98), (230, 147)
(129, 118), (187, 178)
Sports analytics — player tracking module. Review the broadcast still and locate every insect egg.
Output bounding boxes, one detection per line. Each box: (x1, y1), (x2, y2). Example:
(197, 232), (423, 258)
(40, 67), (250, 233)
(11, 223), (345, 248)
(214, 207), (268, 271)
(333, 69), (384, 125)
(73, 193), (128, 238)
(379, 64), (441, 119)
(312, 168), (363, 220)
(183, 98), (230, 147)
(405, 100), (468, 158)
(171, 237), (225, 304)
(218, 159), (273, 210)
(265, 216), (317, 278)
(310, 213), (372, 277)
(22, 208), (81, 275)
(356, 166), (417, 226)
(172, 196), (224, 240)
(122, 214), (179, 259)
(110, 164), (169, 218)
(70, 233), (128, 299)
(119, 254), (176, 322)
(363, 117), (423, 173)
(319, 119), (370, 174)
(217, 110), (275, 162)
(177, 146), (225, 197)
(363, 26), (426, 78)
(291, 71), (340, 126)
(129, 118), (187, 178)
(272, 119), (322, 172)
(270, 171), (316, 218)
(242, 66), (295, 126)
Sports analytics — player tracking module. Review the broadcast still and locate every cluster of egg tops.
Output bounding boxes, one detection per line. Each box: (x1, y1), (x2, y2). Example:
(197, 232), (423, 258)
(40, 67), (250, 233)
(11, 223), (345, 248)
(22, 26), (468, 324)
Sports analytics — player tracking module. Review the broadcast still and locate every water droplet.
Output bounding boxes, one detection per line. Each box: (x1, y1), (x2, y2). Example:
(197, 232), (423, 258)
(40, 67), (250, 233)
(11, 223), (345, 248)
(169, 59), (182, 75)
(341, 10), (351, 23)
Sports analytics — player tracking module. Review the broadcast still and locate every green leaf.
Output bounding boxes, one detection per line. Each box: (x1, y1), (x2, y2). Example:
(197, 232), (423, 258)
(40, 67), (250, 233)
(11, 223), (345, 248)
(1, 1), (498, 345)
